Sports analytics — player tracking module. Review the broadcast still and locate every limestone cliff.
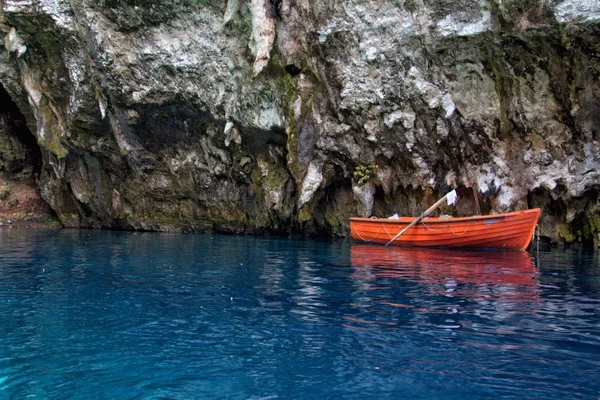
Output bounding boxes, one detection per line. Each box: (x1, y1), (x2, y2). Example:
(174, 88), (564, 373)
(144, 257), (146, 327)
(0, 0), (599, 246)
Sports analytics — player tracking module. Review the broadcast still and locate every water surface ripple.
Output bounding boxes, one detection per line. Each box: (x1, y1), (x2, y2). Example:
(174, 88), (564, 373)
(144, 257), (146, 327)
(0, 230), (599, 399)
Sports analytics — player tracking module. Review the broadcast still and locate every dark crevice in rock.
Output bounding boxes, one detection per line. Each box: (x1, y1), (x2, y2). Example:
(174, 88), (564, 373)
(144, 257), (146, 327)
(528, 186), (600, 248)
(0, 82), (42, 178)
(133, 100), (217, 153)
(0, 82), (58, 226)
(240, 126), (287, 157)
(371, 185), (395, 217)
(267, 0), (283, 19)
(285, 64), (302, 76)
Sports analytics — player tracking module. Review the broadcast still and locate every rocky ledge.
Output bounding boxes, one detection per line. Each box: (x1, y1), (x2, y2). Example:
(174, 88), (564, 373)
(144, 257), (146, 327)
(0, 0), (599, 247)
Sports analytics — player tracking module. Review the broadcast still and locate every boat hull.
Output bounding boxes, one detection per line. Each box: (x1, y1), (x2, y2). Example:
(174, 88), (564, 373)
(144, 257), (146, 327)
(350, 208), (541, 250)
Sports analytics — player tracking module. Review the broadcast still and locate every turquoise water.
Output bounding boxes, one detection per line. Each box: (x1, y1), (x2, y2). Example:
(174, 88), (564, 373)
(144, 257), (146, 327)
(0, 229), (599, 399)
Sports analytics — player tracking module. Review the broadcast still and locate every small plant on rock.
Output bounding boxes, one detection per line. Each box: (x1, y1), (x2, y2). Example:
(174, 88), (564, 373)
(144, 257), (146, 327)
(353, 162), (377, 186)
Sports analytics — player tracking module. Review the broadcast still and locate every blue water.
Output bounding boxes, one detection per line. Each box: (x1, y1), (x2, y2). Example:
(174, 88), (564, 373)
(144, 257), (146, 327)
(0, 230), (599, 399)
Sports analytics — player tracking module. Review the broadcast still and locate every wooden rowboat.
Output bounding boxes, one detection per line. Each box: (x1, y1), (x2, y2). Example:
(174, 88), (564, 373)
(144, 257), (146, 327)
(350, 208), (541, 250)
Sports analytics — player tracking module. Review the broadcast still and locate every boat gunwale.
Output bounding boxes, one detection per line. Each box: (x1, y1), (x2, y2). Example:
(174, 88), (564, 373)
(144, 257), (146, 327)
(350, 209), (540, 225)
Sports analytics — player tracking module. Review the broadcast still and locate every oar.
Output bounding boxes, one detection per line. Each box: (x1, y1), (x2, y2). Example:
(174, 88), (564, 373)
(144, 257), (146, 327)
(385, 190), (456, 246)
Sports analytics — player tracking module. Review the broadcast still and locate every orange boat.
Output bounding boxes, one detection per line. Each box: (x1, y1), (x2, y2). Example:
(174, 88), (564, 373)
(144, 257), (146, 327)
(350, 208), (541, 250)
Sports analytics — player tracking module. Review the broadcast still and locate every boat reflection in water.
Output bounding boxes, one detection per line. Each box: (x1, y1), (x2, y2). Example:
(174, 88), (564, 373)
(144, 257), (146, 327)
(350, 244), (540, 305)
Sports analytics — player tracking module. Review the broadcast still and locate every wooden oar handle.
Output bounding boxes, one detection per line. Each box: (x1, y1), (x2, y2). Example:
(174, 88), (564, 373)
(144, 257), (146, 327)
(385, 191), (452, 246)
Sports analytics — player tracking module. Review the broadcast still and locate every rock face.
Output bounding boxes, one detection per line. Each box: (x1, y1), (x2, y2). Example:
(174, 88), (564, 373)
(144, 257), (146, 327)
(0, 77), (56, 226)
(0, 0), (599, 246)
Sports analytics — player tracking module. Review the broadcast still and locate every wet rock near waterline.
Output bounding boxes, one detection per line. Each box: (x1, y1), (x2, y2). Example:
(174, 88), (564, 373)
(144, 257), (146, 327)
(0, 0), (598, 246)
(0, 176), (59, 229)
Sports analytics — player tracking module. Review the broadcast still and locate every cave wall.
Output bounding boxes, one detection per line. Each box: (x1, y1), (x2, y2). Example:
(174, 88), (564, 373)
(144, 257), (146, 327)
(0, 78), (55, 224)
(0, 82), (40, 178)
(0, 0), (599, 246)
